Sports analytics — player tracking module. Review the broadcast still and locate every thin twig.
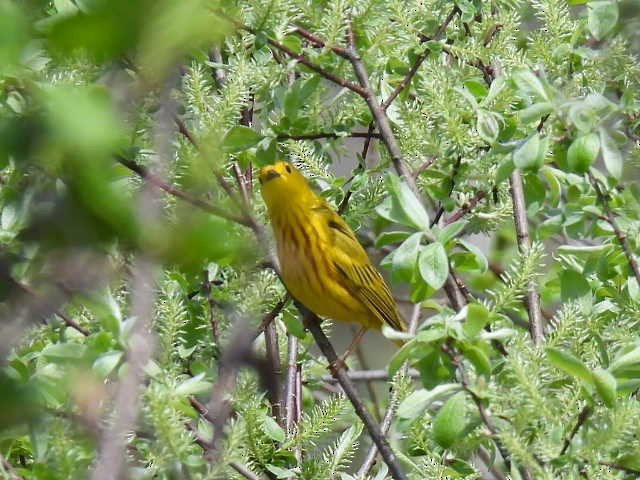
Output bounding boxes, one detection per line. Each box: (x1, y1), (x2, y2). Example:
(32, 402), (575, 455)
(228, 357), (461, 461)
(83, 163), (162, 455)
(284, 333), (301, 460)
(381, 6), (460, 110)
(226, 18), (366, 97)
(277, 131), (381, 141)
(209, 46), (226, 88)
(320, 368), (421, 383)
(342, 21), (419, 200)
(352, 326), (381, 421)
(588, 171), (640, 284)
(3, 275), (89, 336)
(509, 170), (544, 344)
(117, 157), (251, 227)
(442, 342), (534, 480)
(0, 455), (23, 480)
(598, 461), (640, 475)
(338, 122), (375, 215)
(230, 461), (269, 480)
(560, 405), (592, 456)
(357, 304), (421, 479)
(443, 190), (487, 225)
(202, 270), (220, 346)
(206, 319), (255, 459)
(188, 395), (214, 423)
(300, 309), (408, 480)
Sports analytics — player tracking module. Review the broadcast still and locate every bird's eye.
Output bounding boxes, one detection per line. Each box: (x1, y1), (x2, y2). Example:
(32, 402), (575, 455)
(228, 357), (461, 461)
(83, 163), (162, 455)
(285, 165), (292, 173)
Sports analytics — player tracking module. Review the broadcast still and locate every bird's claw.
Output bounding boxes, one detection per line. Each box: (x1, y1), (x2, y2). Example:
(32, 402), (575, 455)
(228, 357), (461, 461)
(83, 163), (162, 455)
(328, 357), (347, 375)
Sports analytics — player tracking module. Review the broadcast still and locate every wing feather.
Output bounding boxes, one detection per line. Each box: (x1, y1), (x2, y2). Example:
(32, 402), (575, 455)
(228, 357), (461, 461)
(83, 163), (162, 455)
(313, 203), (404, 331)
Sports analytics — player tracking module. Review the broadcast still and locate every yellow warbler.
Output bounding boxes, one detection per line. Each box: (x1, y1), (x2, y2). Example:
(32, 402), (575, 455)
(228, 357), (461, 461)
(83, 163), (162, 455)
(259, 160), (404, 335)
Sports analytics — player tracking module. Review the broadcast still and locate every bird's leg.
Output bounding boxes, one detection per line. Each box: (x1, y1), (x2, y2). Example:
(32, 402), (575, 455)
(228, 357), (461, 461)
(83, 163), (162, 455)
(329, 326), (367, 373)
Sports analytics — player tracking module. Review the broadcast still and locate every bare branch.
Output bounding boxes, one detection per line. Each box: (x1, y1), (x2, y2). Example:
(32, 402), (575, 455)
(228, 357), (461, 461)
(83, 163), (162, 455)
(0, 455), (23, 480)
(116, 157), (251, 227)
(277, 130), (381, 141)
(230, 461), (269, 480)
(560, 405), (592, 456)
(320, 368), (420, 383)
(509, 170), (544, 344)
(589, 171), (640, 284)
(357, 304), (421, 478)
(382, 6), (460, 110)
(300, 309), (408, 480)
(2, 275), (89, 336)
(443, 190), (488, 225)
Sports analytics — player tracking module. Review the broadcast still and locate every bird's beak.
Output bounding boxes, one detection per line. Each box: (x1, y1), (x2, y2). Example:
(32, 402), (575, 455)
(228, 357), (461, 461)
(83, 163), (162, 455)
(262, 169), (281, 182)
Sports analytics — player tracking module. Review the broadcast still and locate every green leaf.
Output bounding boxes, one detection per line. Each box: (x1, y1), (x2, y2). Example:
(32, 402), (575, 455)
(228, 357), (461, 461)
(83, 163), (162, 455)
(222, 125), (264, 153)
(517, 102), (554, 124)
(383, 174), (430, 230)
(433, 391), (467, 449)
(464, 346), (491, 376)
(463, 303), (489, 339)
(41, 342), (87, 361)
(546, 347), (593, 384)
(418, 242), (449, 290)
(397, 384), (461, 422)
(262, 415), (285, 443)
(266, 465), (295, 479)
(457, 238), (488, 273)
(510, 68), (551, 103)
(495, 156), (516, 184)
(599, 128), (623, 179)
(592, 367), (616, 407)
(476, 109), (500, 143)
(175, 373), (213, 396)
(560, 269), (591, 302)
(436, 220), (468, 246)
(92, 351), (123, 378)
(281, 311), (307, 339)
(391, 232), (422, 282)
(567, 133), (600, 173)
(513, 133), (545, 172)
(541, 166), (562, 207)
(588, 1), (619, 40)
(610, 346), (640, 372)
(375, 230), (412, 247)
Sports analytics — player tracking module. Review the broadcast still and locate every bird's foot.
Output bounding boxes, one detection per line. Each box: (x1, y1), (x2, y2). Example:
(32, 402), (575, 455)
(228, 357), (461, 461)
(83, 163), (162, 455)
(327, 357), (348, 376)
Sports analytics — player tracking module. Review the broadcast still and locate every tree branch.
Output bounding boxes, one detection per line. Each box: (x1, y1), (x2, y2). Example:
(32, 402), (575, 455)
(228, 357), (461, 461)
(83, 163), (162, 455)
(0, 455), (23, 480)
(381, 6), (460, 110)
(300, 309), (408, 480)
(443, 190), (488, 225)
(277, 130), (381, 141)
(442, 343), (533, 480)
(357, 303), (421, 479)
(509, 170), (544, 344)
(560, 405), (592, 456)
(230, 461), (270, 480)
(588, 171), (640, 284)
(116, 157), (251, 227)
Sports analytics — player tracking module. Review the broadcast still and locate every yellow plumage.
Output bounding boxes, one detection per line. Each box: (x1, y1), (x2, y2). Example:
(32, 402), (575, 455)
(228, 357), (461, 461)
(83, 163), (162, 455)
(259, 160), (404, 332)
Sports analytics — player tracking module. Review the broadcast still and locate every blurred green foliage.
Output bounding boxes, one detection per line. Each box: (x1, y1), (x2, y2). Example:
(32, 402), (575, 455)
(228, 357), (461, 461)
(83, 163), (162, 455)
(0, 0), (640, 479)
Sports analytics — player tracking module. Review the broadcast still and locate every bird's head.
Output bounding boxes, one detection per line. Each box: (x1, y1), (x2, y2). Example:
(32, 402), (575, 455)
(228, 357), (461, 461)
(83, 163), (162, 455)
(259, 160), (311, 210)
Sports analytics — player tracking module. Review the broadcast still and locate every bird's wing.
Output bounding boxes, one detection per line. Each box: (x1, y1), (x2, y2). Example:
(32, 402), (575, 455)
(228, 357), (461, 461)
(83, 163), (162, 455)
(313, 203), (404, 331)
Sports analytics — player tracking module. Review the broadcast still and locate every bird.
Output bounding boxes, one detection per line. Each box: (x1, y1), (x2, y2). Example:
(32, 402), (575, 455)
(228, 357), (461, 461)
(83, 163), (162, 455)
(258, 160), (404, 360)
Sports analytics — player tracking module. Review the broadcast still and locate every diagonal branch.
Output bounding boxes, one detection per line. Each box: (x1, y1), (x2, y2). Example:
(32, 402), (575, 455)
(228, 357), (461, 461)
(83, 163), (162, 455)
(300, 308), (408, 480)
(509, 170), (544, 344)
(381, 6), (460, 110)
(117, 156), (251, 227)
(357, 303), (421, 479)
(588, 171), (640, 284)
(277, 130), (381, 141)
